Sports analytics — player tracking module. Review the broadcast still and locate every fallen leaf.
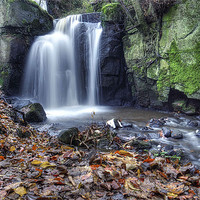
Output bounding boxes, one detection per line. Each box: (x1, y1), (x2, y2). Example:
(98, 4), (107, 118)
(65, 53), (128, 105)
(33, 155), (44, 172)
(0, 156), (5, 160)
(32, 144), (37, 151)
(14, 186), (27, 197)
(31, 160), (42, 165)
(90, 165), (100, 170)
(114, 150), (134, 157)
(40, 161), (56, 169)
(10, 146), (16, 152)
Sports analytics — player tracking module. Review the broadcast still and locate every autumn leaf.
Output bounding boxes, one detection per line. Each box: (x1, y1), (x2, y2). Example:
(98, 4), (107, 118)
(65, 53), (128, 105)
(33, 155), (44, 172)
(40, 161), (56, 169)
(114, 150), (134, 157)
(32, 144), (37, 151)
(10, 146), (16, 152)
(31, 160), (42, 165)
(14, 186), (27, 197)
(0, 156), (5, 160)
(90, 165), (100, 170)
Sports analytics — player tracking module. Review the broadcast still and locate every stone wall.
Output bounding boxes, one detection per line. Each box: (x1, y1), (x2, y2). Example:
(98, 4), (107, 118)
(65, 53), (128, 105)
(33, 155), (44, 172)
(0, 0), (53, 95)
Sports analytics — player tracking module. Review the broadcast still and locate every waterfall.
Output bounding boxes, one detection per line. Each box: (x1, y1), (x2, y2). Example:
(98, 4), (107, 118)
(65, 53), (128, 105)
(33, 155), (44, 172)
(22, 14), (102, 108)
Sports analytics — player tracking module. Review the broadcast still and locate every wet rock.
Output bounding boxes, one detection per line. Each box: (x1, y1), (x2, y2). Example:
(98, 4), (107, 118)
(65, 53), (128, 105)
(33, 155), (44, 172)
(164, 145), (174, 151)
(195, 129), (200, 137)
(149, 118), (165, 128)
(58, 127), (79, 145)
(131, 139), (152, 150)
(162, 127), (171, 138)
(187, 120), (199, 127)
(171, 130), (183, 139)
(172, 100), (197, 115)
(106, 118), (122, 129)
(21, 103), (46, 122)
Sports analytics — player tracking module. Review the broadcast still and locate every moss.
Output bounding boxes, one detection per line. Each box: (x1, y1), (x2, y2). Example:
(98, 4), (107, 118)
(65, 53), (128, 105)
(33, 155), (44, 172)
(169, 41), (200, 95)
(101, 3), (123, 22)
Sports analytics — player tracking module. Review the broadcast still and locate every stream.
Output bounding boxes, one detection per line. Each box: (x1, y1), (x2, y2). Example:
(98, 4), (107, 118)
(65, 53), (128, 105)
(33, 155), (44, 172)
(34, 106), (200, 166)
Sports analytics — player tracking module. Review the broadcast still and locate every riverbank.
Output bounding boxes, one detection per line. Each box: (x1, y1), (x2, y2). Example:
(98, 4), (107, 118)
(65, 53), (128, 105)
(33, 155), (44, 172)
(0, 96), (200, 199)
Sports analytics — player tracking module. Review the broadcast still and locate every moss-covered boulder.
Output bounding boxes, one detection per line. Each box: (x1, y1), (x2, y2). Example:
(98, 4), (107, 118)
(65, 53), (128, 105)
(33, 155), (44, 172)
(58, 128), (79, 145)
(21, 103), (46, 122)
(0, 0), (53, 95)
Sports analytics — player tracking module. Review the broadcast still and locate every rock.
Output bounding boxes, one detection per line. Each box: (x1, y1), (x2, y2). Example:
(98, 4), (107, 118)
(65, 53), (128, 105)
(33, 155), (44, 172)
(131, 139), (152, 150)
(0, 0), (53, 95)
(58, 127), (79, 145)
(195, 129), (200, 137)
(106, 118), (122, 129)
(21, 103), (46, 122)
(171, 130), (183, 139)
(149, 118), (165, 128)
(164, 145), (174, 151)
(187, 121), (199, 127)
(162, 127), (171, 138)
(172, 100), (197, 115)
(17, 128), (31, 138)
(123, 0), (200, 107)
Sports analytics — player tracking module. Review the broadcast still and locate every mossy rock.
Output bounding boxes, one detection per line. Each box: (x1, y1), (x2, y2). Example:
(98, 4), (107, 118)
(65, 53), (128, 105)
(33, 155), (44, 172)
(101, 3), (124, 22)
(58, 127), (79, 145)
(22, 103), (47, 122)
(172, 100), (196, 115)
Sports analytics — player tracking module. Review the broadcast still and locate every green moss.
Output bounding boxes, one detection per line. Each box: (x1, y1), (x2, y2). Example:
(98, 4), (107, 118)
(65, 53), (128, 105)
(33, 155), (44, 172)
(169, 41), (200, 95)
(157, 41), (200, 99)
(101, 3), (123, 22)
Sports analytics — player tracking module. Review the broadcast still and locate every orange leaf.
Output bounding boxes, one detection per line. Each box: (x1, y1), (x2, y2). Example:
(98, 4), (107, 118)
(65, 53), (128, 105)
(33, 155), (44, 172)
(118, 179), (125, 185)
(0, 156), (5, 160)
(160, 171), (168, 179)
(143, 157), (154, 163)
(54, 177), (64, 181)
(90, 165), (100, 170)
(35, 168), (43, 172)
(19, 159), (24, 162)
(189, 190), (195, 195)
(114, 150), (133, 157)
(32, 145), (37, 151)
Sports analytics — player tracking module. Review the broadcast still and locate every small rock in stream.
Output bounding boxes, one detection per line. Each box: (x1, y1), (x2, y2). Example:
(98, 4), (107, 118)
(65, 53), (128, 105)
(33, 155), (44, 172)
(195, 129), (200, 137)
(106, 118), (122, 129)
(162, 127), (171, 138)
(171, 129), (183, 139)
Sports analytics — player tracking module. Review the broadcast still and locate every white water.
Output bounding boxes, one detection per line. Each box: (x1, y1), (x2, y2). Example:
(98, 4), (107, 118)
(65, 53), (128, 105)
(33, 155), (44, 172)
(22, 15), (102, 108)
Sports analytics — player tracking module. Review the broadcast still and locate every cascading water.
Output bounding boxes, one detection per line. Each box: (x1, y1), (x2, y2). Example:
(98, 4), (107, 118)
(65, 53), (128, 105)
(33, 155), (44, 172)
(22, 14), (102, 108)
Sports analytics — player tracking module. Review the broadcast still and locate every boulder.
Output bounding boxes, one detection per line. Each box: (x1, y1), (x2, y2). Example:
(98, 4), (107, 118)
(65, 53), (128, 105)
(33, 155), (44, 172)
(162, 127), (171, 138)
(172, 100), (196, 115)
(171, 129), (183, 139)
(21, 103), (46, 122)
(58, 128), (79, 145)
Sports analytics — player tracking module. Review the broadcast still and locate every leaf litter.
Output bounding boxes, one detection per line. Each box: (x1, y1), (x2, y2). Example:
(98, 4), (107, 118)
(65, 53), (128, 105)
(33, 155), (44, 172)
(0, 99), (200, 199)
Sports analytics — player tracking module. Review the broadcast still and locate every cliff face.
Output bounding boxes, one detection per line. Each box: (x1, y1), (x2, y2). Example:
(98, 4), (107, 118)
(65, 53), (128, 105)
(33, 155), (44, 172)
(123, 0), (200, 111)
(0, 0), (53, 95)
